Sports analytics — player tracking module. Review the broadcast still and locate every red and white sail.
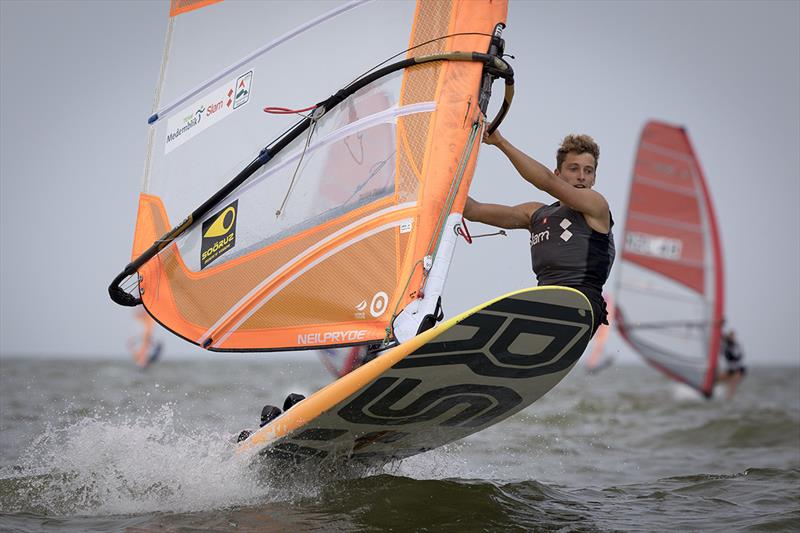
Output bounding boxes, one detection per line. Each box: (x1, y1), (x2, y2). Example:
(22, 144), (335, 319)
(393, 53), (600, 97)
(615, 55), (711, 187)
(616, 121), (724, 397)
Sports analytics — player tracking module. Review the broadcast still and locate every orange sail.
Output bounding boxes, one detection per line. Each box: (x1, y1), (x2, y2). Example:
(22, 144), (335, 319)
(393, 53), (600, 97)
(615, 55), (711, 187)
(110, 1), (513, 353)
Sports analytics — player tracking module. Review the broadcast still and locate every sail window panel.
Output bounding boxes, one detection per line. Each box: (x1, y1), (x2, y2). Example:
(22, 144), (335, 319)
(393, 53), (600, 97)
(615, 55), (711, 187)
(146, 1), (416, 224)
(165, 81), (423, 276)
(628, 335), (708, 390)
(618, 264), (711, 388)
(151, 80), (407, 260)
(159, 1), (417, 115)
(622, 256), (704, 295)
(208, 118), (397, 268)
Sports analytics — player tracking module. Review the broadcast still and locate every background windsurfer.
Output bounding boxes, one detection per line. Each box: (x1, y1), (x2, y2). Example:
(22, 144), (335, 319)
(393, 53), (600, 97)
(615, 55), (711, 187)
(464, 130), (615, 336)
(128, 309), (162, 369)
(717, 329), (746, 399)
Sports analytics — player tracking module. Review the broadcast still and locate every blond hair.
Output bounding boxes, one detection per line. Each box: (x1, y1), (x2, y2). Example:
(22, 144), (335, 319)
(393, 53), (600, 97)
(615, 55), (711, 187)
(556, 134), (599, 170)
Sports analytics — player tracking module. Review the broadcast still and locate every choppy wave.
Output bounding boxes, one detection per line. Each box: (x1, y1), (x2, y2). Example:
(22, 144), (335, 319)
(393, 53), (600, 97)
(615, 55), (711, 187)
(1, 359), (798, 532)
(0, 405), (271, 516)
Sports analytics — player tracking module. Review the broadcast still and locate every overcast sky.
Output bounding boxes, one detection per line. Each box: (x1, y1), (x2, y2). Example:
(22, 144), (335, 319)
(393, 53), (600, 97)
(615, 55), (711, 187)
(1, 0), (798, 365)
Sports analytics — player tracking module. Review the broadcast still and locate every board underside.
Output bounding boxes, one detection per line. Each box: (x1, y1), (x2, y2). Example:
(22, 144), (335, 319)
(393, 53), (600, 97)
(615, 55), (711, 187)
(241, 286), (593, 467)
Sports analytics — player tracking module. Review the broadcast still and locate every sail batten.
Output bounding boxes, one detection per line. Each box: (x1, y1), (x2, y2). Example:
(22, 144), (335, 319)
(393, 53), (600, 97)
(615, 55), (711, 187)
(617, 121), (724, 397)
(628, 212), (704, 233)
(631, 176), (699, 197)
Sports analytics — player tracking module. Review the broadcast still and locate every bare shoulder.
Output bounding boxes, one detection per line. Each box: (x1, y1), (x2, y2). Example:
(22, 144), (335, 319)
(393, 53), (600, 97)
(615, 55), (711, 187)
(579, 190), (611, 233)
(549, 184), (610, 233)
(516, 201), (545, 230)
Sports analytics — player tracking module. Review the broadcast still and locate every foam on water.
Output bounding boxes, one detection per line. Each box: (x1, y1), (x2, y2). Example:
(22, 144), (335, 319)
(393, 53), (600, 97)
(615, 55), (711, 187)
(3, 405), (296, 516)
(2, 359), (798, 531)
(2, 401), (489, 517)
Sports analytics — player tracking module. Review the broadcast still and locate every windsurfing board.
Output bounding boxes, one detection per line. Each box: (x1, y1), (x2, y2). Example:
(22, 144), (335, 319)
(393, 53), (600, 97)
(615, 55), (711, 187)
(236, 286), (593, 466)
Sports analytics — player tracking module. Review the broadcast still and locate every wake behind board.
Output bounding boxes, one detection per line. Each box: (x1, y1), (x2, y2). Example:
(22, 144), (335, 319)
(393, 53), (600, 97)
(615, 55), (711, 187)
(237, 286), (593, 467)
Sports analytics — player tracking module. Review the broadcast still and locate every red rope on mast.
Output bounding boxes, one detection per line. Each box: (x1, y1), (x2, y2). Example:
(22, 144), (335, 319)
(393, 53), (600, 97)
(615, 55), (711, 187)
(455, 217), (473, 244)
(263, 105), (318, 115)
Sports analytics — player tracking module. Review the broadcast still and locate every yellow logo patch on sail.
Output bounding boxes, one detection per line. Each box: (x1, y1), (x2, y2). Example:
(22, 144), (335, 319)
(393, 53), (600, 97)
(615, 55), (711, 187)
(204, 206), (236, 238)
(201, 200), (238, 269)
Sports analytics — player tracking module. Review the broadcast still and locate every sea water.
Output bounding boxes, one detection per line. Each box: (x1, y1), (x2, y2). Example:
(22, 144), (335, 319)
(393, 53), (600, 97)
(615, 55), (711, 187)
(1, 357), (798, 532)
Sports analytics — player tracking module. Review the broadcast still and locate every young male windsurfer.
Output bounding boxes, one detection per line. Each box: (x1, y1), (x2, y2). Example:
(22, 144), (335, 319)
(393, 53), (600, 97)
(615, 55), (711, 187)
(464, 130), (615, 336)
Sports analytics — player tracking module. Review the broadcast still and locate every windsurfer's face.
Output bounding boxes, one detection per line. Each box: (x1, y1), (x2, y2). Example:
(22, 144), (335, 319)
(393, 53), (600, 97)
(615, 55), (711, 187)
(555, 152), (596, 189)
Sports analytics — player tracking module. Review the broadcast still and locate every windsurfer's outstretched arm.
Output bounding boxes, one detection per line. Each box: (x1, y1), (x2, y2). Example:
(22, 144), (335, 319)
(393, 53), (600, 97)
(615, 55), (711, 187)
(484, 130), (610, 233)
(464, 196), (541, 230)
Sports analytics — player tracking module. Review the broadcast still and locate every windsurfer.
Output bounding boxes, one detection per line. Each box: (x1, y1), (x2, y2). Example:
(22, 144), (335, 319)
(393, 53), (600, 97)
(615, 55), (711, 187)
(129, 309), (162, 369)
(717, 329), (746, 399)
(464, 130), (615, 335)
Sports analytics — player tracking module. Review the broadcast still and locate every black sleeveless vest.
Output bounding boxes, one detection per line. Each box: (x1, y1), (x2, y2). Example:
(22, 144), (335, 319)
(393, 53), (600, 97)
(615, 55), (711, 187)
(530, 202), (615, 325)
